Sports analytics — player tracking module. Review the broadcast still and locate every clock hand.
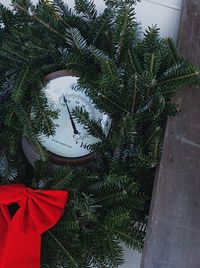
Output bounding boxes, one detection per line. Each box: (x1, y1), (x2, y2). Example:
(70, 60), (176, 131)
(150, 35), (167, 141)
(63, 94), (80, 135)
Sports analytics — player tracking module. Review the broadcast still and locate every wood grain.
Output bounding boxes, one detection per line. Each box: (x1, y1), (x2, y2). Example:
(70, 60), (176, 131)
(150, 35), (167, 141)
(141, 1), (200, 267)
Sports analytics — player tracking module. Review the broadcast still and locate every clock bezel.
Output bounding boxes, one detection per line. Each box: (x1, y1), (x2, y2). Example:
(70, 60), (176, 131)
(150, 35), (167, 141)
(23, 69), (112, 166)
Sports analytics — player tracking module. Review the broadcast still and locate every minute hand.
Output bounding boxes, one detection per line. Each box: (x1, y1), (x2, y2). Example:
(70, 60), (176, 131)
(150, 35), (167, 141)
(63, 95), (80, 135)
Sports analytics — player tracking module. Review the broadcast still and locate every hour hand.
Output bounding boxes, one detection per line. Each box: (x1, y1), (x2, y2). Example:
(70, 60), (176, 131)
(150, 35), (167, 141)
(63, 95), (81, 135)
(73, 127), (80, 135)
(63, 94), (68, 105)
(63, 94), (73, 118)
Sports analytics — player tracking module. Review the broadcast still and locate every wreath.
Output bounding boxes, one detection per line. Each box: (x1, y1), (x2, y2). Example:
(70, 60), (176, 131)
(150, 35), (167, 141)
(0, 0), (199, 267)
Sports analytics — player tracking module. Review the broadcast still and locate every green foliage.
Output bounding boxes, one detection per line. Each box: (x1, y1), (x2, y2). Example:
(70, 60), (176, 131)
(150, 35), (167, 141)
(75, 0), (97, 21)
(104, 0), (141, 8)
(112, 4), (137, 62)
(72, 106), (107, 140)
(65, 27), (88, 51)
(0, 0), (200, 267)
(0, 152), (18, 182)
(34, 161), (145, 268)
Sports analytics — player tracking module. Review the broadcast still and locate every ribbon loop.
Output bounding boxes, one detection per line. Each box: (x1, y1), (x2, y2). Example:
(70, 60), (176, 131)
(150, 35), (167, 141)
(0, 184), (68, 268)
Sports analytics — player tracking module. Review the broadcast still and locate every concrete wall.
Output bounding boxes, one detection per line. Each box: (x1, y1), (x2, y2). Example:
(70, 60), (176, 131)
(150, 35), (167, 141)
(1, 0), (183, 267)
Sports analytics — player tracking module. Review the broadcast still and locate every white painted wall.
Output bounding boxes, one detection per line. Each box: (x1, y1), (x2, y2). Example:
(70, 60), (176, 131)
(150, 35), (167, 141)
(135, 0), (183, 41)
(2, 0), (183, 40)
(1, 0), (183, 267)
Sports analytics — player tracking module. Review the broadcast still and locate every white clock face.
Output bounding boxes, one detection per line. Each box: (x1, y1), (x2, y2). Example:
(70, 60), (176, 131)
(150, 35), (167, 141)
(40, 75), (111, 158)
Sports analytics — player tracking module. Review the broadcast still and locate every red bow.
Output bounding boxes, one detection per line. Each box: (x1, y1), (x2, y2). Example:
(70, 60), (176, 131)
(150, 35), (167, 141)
(0, 184), (68, 268)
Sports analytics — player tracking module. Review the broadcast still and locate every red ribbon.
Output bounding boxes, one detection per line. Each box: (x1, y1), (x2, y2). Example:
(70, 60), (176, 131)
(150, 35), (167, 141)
(0, 184), (68, 268)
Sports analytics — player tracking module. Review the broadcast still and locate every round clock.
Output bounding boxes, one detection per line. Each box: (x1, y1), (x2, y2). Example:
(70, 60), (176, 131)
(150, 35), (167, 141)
(23, 70), (111, 166)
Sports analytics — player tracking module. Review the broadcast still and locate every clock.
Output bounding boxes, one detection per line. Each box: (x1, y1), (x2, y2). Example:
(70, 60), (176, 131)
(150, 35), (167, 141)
(22, 70), (111, 166)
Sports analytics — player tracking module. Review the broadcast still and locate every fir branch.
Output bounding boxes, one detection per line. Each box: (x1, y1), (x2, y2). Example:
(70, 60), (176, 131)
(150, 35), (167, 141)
(105, 231), (120, 268)
(113, 5), (136, 62)
(104, 0), (140, 8)
(150, 53), (155, 73)
(72, 106), (107, 140)
(1, 45), (29, 62)
(131, 73), (137, 113)
(162, 37), (179, 64)
(93, 9), (113, 45)
(50, 166), (73, 190)
(113, 229), (144, 250)
(48, 231), (79, 268)
(104, 207), (130, 228)
(0, 50), (25, 65)
(65, 27), (87, 51)
(88, 45), (120, 83)
(98, 93), (129, 113)
(127, 49), (137, 72)
(0, 152), (18, 181)
(158, 71), (200, 85)
(14, 104), (47, 161)
(32, 90), (57, 137)
(98, 191), (127, 203)
(141, 25), (161, 53)
(11, 67), (29, 103)
(49, 0), (72, 18)
(75, 0), (97, 21)
(12, 2), (66, 40)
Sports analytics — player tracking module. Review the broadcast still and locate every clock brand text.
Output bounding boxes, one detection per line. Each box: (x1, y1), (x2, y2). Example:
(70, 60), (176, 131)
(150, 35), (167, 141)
(52, 139), (72, 148)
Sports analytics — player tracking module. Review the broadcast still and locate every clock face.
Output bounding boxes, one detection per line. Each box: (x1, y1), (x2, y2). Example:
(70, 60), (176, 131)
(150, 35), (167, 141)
(39, 73), (111, 159)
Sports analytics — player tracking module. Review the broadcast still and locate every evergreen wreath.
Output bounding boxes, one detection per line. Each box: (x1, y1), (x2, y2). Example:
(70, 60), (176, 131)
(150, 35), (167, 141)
(0, 0), (200, 267)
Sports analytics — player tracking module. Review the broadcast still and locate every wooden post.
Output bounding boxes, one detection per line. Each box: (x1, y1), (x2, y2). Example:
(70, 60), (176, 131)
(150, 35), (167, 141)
(141, 1), (200, 267)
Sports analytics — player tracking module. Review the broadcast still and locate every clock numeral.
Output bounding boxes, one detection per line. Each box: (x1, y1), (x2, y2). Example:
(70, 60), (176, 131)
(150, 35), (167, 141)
(97, 118), (102, 124)
(85, 92), (89, 97)
(80, 142), (91, 151)
(97, 118), (109, 127)
(72, 85), (79, 91)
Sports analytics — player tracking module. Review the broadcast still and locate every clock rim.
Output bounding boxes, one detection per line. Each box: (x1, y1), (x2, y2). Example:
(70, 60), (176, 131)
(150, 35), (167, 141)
(44, 69), (78, 82)
(47, 147), (95, 165)
(23, 69), (111, 166)
(23, 136), (95, 166)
